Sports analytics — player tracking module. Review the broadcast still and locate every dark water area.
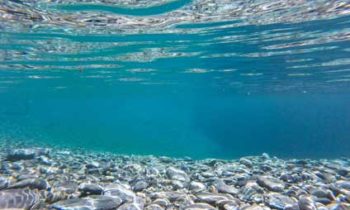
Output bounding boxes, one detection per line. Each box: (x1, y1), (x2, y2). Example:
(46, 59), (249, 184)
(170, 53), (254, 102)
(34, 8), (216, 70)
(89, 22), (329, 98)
(1, 87), (349, 159)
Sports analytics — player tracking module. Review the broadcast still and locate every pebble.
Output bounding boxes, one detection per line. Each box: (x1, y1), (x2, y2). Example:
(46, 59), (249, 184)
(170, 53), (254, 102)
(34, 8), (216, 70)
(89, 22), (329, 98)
(214, 179), (238, 195)
(8, 178), (50, 190)
(335, 181), (350, 190)
(328, 203), (350, 210)
(239, 181), (263, 202)
(240, 158), (253, 168)
(184, 203), (216, 210)
(0, 177), (9, 190)
(38, 155), (53, 165)
(189, 181), (206, 192)
(118, 202), (142, 210)
(196, 192), (231, 204)
(153, 198), (170, 207)
(51, 195), (122, 210)
(145, 204), (164, 210)
(266, 193), (296, 209)
(6, 148), (50, 161)
(242, 205), (270, 210)
(104, 184), (136, 202)
(257, 176), (285, 192)
(132, 180), (149, 191)
(0, 189), (40, 209)
(166, 167), (189, 182)
(0, 145), (349, 210)
(298, 196), (317, 210)
(78, 183), (104, 195)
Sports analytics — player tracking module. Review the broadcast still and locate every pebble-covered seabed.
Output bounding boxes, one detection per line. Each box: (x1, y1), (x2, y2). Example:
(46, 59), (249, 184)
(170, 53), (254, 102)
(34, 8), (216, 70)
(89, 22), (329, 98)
(0, 143), (349, 210)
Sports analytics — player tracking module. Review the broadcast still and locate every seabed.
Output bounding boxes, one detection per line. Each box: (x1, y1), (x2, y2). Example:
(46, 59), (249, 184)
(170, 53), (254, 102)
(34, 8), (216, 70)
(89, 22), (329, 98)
(0, 143), (349, 210)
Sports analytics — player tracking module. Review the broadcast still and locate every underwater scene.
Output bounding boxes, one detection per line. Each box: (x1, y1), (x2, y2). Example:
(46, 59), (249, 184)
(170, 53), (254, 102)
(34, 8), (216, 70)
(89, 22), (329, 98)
(1, 0), (350, 209)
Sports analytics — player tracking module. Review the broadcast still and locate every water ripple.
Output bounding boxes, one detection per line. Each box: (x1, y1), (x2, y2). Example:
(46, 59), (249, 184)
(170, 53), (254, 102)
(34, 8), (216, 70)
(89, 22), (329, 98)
(1, 0), (350, 93)
(55, 0), (192, 16)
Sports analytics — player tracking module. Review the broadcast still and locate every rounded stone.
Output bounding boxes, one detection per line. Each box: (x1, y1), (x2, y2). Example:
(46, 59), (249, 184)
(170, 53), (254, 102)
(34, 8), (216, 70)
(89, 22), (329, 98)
(266, 193), (296, 210)
(9, 178), (50, 190)
(51, 195), (122, 210)
(0, 189), (40, 209)
(78, 183), (104, 195)
(257, 176), (285, 192)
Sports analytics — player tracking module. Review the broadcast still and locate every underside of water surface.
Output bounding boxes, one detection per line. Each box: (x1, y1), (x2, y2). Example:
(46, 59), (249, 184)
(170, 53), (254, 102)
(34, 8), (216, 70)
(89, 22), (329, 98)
(0, 0), (350, 159)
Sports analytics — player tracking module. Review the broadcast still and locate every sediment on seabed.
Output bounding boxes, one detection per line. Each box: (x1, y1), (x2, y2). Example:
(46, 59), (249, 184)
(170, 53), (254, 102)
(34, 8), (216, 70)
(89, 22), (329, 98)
(0, 144), (349, 210)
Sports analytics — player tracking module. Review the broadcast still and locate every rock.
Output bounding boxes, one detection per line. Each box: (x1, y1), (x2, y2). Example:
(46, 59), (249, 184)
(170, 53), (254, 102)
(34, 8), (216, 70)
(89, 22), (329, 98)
(86, 161), (100, 169)
(9, 178), (50, 190)
(214, 180), (238, 195)
(257, 176), (285, 192)
(104, 184), (136, 202)
(38, 155), (53, 165)
(262, 153), (270, 159)
(56, 181), (79, 194)
(311, 189), (335, 201)
(0, 189), (40, 209)
(315, 171), (336, 183)
(183, 203), (216, 210)
(132, 180), (148, 191)
(17, 174), (38, 181)
(145, 204), (164, 210)
(0, 162), (11, 174)
(335, 181), (350, 190)
(152, 198), (170, 207)
(201, 172), (216, 178)
(117, 203), (142, 210)
(328, 203), (350, 210)
(166, 167), (189, 182)
(259, 164), (272, 172)
(242, 205), (269, 210)
(150, 191), (186, 202)
(79, 183), (104, 195)
(0, 177), (9, 190)
(196, 192), (231, 204)
(118, 197), (144, 210)
(239, 181), (263, 202)
(336, 167), (350, 176)
(172, 195), (193, 207)
(6, 148), (50, 161)
(222, 201), (240, 210)
(40, 166), (58, 175)
(266, 193), (296, 210)
(298, 196), (317, 210)
(44, 191), (68, 203)
(2, 146), (350, 210)
(284, 204), (300, 210)
(11, 162), (24, 171)
(314, 197), (332, 205)
(280, 173), (298, 183)
(251, 193), (264, 203)
(172, 180), (186, 190)
(189, 181), (206, 192)
(240, 158), (253, 168)
(51, 195), (122, 210)
(145, 167), (159, 177)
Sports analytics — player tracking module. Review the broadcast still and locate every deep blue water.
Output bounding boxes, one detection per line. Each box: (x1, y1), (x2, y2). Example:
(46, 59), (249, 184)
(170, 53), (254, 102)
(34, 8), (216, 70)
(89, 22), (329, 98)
(1, 0), (350, 159)
(1, 88), (350, 159)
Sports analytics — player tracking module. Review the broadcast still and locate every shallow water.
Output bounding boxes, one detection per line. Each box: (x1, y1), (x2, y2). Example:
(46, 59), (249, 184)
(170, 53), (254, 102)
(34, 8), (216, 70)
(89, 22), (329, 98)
(1, 0), (350, 159)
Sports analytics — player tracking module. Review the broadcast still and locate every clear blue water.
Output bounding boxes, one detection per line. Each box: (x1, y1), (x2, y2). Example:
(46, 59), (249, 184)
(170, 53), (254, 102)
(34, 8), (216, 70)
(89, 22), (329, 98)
(1, 0), (350, 159)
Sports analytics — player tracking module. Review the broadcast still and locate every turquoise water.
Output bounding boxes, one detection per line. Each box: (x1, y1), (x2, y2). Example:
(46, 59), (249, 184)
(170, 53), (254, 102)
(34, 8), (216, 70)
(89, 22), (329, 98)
(1, 0), (350, 159)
